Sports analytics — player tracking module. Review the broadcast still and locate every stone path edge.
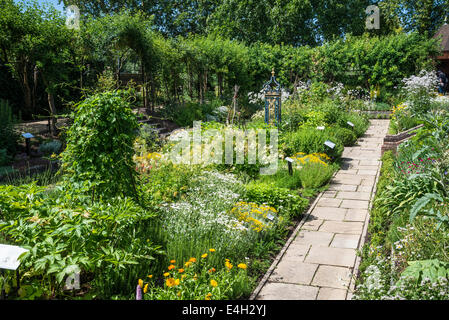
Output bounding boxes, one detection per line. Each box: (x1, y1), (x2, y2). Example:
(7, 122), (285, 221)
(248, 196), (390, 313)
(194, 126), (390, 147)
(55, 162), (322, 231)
(345, 155), (383, 299)
(249, 170), (339, 300)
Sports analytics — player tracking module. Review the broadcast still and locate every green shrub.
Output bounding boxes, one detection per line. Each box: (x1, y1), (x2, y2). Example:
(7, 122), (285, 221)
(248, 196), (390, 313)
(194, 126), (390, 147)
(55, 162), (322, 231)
(328, 126), (357, 146)
(298, 162), (337, 189)
(337, 112), (369, 137)
(245, 181), (309, 218)
(258, 166), (302, 190)
(61, 90), (139, 200)
(38, 140), (62, 156)
(281, 127), (344, 160)
(0, 99), (19, 157)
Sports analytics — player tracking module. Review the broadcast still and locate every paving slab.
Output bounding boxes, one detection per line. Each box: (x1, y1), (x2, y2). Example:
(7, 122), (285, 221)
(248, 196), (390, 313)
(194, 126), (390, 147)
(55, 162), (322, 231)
(256, 282), (319, 300)
(319, 221), (364, 234)
(270, 261), (319, 285)
(330, 234), (360, 249)
(311, 207), (347, 221)
(305, 246), (356, 267)
(328, 184), (358, 192)
(316, 198), (342, 208)
(294, 230), (335, 246)
(317, 287), (347, 300)
(340, 199), (369, 209)
(336, 191), (371, 201)
(311, 265), (352, 290)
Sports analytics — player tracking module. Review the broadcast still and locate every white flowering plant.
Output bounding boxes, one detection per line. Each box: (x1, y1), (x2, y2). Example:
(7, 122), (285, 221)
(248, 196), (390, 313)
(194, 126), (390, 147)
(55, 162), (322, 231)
(401, 70), (439, 114)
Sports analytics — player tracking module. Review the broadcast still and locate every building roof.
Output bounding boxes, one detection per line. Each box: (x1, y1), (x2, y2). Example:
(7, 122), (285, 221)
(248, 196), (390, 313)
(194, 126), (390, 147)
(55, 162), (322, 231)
(433, 23), (449, 52)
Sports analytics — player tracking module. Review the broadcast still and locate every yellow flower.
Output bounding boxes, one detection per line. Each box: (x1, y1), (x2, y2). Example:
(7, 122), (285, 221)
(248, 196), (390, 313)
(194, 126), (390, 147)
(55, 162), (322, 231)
(166, 278), (176, 287)
(205, 293), (212, 300)
(177, 291), (182, 297)
(143, 283), (148, 294)
(163, 272), (170, 277)
(237, 263), (247, 269)
(188, 257), (197, 263)
(148, 275), (153, 279)
(210, 280), (218, 287)
(138, 279), (143, 288)
(178, 268), (185, 273)
(168, 264), (175, 270)
(175, 278), (180, 286)
(185, 261), (192, 267)
(225, 261), (233, 270)
(201, 253), (208, 258)
(209, 248), (216, 252)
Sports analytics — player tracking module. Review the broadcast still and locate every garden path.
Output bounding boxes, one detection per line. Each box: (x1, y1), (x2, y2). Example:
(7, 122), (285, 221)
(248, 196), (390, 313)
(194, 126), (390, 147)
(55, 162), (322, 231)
(251, 119), (390, 300)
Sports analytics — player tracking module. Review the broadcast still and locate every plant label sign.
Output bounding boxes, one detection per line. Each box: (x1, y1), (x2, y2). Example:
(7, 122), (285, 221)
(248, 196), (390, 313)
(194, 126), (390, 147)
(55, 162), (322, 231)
(0, 244), (28, 270)
(324, 140), (336, 149)
(21, 133), (34, 139)
(317, 126), (325, 130)
(285, 157), (294, 163)
(347, 121), (354, 127)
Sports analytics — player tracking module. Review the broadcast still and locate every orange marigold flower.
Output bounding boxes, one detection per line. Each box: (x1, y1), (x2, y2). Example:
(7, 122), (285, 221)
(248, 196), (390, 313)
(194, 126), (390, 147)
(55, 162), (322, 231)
(225, 261), (233, 270)
(208, 268), (216, 273)
(178, 268), (185, 273)
(205, 293), (212, 300)
(189, 257), (197, 263)
(210, 280), (218, 287)
(147, 275), (153, 279)
(170, 260), (176, 264)
(166, 278), (176, 287)
(168, 264), (175, 270)
(237, 263), (247, 269)
(163, 272), (170, 277)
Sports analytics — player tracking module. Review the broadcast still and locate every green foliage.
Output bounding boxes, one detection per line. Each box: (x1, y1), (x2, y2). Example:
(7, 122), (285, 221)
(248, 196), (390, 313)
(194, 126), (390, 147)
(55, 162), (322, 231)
(245, 181), (309, 218)
(38, 140), (62, 156)
(0, 99), (19, 158)
(61, 90), (139, 200)
(258, 166), (302, 190)
(281, 127), (344, 159)
(0, 184), (161, 299)
(327, 126), (357, 146)
(297, 162), (337, 189)
(398, 260), (449, 285)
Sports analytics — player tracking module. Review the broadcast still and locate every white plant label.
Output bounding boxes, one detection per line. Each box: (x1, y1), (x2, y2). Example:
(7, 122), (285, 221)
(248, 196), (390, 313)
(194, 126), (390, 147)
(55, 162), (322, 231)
(324, 140), (336, 149)
(285, 157), (294, 163)
(317, 126), (325, 130)
(347, 121), (354, 127)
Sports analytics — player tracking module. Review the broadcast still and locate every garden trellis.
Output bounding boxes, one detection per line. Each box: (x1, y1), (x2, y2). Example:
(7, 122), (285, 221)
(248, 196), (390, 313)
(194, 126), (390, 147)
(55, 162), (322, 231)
(263, 69), (282, 127)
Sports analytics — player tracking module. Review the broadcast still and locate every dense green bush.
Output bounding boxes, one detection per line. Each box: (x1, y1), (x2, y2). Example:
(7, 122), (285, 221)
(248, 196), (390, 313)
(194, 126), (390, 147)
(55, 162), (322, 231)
(298, 162), (337, 189)
(61, 90), (139, 200)
(281, 127), (344, 159)
(245, 181), (309, 218)
(38, 140), (62, 156)
(327, 126), (357, 146)
(337, 112), (370, 137)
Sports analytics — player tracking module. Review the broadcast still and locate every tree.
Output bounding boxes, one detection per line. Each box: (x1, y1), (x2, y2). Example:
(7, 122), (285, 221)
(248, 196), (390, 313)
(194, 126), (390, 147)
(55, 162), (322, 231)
(0, 0), (74, 128)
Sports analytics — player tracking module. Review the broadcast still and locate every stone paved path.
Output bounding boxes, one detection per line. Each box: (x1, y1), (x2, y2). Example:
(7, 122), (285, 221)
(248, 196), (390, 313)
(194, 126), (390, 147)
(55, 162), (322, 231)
(251, 119), (390, 300)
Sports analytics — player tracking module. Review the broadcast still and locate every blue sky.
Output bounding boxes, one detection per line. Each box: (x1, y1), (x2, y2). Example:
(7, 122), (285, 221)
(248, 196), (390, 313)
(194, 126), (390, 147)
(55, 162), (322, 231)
(38, 0), (64, 11)
(14, 0), (65, 12)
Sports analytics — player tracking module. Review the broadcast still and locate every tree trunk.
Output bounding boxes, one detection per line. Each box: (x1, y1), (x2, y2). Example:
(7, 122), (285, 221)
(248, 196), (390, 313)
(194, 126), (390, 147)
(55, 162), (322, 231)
(47, 92), (58, 136)
(218, 73), (223, 98)
(22, 63), (32, 113)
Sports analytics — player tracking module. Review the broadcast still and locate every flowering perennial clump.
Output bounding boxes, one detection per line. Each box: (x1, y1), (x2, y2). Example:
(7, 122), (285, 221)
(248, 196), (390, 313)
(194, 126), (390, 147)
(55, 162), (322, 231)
(230, 201), (278, 232)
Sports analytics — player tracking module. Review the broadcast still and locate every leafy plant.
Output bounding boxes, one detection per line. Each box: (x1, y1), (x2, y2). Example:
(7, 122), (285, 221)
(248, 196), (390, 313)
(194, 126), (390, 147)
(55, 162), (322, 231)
(60, 90), (139, 200)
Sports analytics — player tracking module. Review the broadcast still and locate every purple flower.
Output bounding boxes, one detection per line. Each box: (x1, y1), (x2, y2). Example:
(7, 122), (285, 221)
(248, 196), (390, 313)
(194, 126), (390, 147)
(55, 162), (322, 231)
(136, 284), (142, 300)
